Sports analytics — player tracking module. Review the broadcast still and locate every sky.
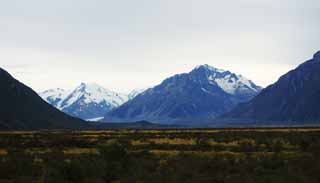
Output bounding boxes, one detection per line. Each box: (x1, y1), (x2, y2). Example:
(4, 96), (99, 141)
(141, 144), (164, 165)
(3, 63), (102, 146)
(1, 0), (320, 93)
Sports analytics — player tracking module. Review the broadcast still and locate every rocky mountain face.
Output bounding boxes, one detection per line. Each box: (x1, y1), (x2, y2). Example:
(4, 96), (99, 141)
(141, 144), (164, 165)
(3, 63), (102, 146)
(0, 67), (86, 130)
(104, 64), (262, 124)
(222, 51), (320, 125)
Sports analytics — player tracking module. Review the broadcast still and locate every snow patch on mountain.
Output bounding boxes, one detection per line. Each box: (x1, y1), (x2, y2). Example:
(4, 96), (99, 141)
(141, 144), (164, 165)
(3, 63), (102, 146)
(212, 75), (259, 94)
(86, 116), (104, 122)
(128, 88), (148, 100)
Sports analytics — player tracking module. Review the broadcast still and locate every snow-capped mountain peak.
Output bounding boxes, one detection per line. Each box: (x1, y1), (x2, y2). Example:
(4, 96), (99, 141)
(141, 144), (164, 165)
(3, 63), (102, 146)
(60, 82), (128, 110)
(192, 64), (262, 95)
(105, 64), (262, 123)
(39, 83), (129, 120)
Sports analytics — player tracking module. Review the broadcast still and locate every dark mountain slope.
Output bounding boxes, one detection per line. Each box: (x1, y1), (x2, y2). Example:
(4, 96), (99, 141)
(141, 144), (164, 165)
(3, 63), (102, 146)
(222, 51), (320, 125)
(0, 67), (86, 130)
(105, 65), (261, 124)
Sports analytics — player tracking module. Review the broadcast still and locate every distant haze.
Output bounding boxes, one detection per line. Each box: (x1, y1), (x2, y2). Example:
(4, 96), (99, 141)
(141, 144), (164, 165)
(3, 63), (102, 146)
(1, 0), (319, 93)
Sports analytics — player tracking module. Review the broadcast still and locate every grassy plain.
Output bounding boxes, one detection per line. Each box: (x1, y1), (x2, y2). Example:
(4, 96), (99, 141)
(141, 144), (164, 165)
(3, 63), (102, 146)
(0, 128), (320, 183)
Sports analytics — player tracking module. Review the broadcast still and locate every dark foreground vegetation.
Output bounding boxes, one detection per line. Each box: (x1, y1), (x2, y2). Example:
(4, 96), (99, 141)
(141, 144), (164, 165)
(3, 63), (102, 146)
(0, 128), (320, 183)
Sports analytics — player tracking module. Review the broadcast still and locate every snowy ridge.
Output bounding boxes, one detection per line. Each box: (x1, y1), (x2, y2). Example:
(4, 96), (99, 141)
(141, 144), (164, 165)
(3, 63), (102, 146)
(40, 88), (69, 101)
(194, 64), (262, 95)
(39, 88), (70, 108)
(195, 64), (226, 73)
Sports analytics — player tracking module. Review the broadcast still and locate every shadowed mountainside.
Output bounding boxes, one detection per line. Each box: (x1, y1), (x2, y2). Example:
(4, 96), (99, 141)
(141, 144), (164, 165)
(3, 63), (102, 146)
(0, 67), (87, 130)
(222, 51), (320, 126)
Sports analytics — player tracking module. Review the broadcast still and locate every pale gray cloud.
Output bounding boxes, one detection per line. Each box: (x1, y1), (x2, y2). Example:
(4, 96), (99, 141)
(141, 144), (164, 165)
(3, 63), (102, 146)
(1, 0), (319, 92)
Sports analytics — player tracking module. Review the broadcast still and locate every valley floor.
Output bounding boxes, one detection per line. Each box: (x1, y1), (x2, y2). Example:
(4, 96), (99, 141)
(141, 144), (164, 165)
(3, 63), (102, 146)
(1, 128), (320, 183)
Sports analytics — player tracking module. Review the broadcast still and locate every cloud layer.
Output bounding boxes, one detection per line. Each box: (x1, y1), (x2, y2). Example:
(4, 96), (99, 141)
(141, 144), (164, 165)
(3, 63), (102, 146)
(1, 0), (320, 92)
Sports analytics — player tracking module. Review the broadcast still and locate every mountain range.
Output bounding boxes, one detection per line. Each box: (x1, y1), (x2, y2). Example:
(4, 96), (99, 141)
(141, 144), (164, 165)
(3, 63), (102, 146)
(222, 51), (320, 126)
(39, 83), (132, 120)
(104, 64), (262, 124)
(0, 68), (86, 130)
(1, 51), (319, 129)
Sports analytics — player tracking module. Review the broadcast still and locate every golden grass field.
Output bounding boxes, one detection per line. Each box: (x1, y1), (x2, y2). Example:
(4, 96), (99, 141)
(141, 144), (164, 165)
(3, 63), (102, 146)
(0, 127), (319, 156)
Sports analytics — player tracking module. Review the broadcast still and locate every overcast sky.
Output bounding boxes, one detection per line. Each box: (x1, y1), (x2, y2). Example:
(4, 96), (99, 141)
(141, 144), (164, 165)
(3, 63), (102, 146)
(1, 0), (320, 93)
